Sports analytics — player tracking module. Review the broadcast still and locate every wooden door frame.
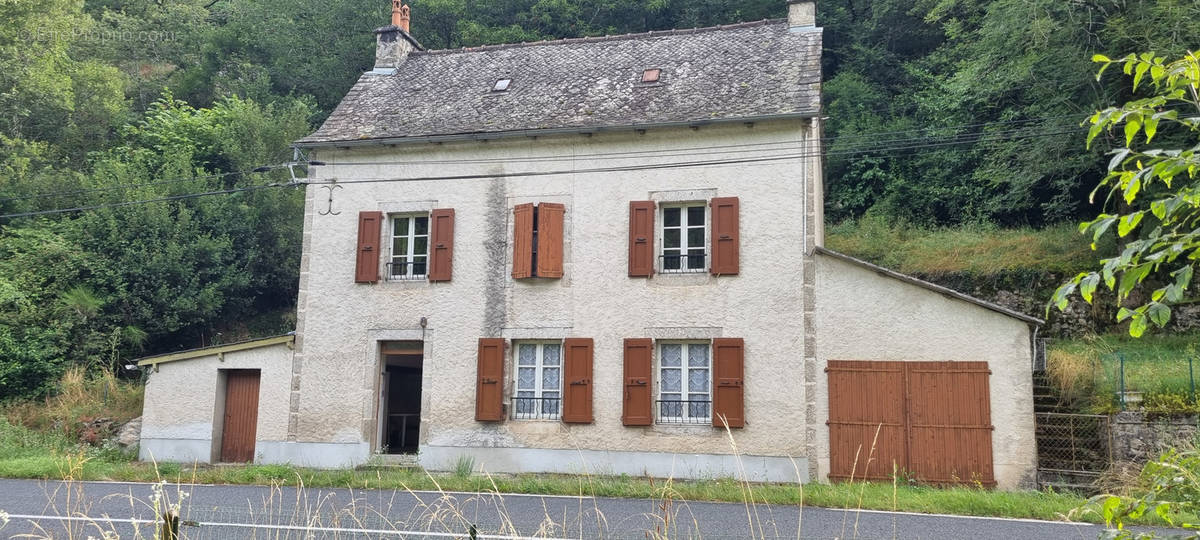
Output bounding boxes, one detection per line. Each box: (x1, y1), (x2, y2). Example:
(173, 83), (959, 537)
(372, 341), (424, 454)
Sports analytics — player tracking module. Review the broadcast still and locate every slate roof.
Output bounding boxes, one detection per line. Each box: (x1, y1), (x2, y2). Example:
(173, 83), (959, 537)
(298, 19), (822, 146)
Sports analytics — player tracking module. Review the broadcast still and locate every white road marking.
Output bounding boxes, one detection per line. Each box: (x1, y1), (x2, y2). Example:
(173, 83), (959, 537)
(8, 479), (1101, 528)
(5, 512), (571, 540)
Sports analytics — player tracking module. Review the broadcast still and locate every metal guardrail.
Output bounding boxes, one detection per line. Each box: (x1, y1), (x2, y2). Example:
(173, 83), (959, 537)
(513, 396), (561, 420)
(386, 261), (427, 281)
(657, 400), (712, 424)
(659, 253), (707, 274)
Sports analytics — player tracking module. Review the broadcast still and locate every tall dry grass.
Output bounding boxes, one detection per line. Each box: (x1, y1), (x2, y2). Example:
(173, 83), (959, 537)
(3, 366), (143, 444)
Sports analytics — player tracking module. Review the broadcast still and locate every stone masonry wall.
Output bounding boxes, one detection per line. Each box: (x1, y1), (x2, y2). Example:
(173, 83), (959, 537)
(1110, 411), (1199, 464)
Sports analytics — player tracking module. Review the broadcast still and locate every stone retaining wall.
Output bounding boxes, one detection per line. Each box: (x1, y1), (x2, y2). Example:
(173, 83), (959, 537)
(1110, 411), (1199, 463)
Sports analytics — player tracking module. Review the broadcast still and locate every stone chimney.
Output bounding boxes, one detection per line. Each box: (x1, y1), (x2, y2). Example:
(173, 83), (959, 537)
(786, 0), (816, 28)
(373, 0), (421, 73)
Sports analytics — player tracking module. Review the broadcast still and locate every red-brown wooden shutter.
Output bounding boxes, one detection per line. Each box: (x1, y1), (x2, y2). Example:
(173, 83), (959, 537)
(622, 338), (654, 426)
(629, 201), (656, 277)
(562, 338), (593, 423)
(475, 338), (505, 422)
(712, 338), (745, 428)
(428, 209), (455, 282)
(512, 203), (534, 279)
(355, 211), (383, 283)
(710, 197), (740, 276)
(536, 203), (565, 279)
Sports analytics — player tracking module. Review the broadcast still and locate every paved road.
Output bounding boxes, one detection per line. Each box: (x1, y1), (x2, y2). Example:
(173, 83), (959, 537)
(0, 478), (1158, 539)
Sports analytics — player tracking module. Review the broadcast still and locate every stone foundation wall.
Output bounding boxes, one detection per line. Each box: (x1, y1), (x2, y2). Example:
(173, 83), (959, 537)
(1110, 411), (1199, 463)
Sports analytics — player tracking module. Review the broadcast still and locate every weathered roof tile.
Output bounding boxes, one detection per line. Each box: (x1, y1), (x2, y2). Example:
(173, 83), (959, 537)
(298, 19), (821, 146)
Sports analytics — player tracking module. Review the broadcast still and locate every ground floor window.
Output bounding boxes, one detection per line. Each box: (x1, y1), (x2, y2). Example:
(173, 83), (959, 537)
(658, 341), (711, 424)
(514, 341), (562, 420)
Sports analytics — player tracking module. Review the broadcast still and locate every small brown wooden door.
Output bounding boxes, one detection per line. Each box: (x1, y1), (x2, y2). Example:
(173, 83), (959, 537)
(827, 361), (994, 486)
(220, 370), (261, 463)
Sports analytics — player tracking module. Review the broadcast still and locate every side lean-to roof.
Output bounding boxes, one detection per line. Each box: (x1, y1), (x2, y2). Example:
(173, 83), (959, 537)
(813, 247), (1045, 326)
(135, 334), (295, 369)
(297, 19), (822, 147)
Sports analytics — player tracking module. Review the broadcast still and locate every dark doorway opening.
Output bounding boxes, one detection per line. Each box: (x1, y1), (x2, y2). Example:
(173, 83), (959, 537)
(379, 342), (422, 455)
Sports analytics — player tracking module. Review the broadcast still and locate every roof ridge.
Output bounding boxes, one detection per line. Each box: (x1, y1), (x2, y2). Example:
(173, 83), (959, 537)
(416, 18), (785, 56)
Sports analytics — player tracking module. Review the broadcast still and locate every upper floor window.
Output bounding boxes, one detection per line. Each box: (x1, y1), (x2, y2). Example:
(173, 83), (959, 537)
(662, 204), (707, 273)
(389, 215), (428, 280)
(514, 341), (562, 420)
(657, 341), (711, 424)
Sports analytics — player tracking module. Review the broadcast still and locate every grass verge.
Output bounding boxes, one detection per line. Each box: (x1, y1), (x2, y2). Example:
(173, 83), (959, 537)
(0, 418), (1131, 526)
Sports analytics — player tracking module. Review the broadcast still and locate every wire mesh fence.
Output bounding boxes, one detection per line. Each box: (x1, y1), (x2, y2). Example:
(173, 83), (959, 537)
(1100, 352), (1200, 410)
(1035, 412), (1111, 491)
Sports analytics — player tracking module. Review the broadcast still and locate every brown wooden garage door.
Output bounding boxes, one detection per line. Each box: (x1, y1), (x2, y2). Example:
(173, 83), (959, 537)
(220, 370), (261, 463)
(827, 361), (994, 486)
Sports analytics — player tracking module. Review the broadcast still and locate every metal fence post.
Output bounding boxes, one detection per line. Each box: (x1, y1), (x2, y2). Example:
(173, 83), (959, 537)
(160, 510), (179, 540)
(1190, 357), (1195, 403)
(1118, 353), (1127, 410)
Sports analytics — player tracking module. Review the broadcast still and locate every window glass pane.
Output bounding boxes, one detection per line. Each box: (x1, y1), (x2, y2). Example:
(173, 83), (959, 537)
(517, 367), (535, 390)
(661, 368), (681, 392)
(542, 344), (561, 366)
(414, 217), (429, 236)
(390, 260), (405, 276)
(411, 258), (427, 276)
(395, 237), (408, 257)
(660, 398), (682, 417)
(395, 217), (409, 236)
(689, 399), (710, 419)
(664, 229), (681, 249)
(518, 345), (537, 365)
(663, 249), (681, 270)
(664, 207), (681, 227)
(686, 228), (704, 249)
(542, 367), (560, 390)
(686, 250), (704, 270)
(543, 392), (560, 415)
(688, 345), (709, 367)
(661, 344), (682, 366)
(688, 368), (710, 392)
(515, 391), (534, 415)
(687, 205), (705, 226)
(414, 237), (428, 256)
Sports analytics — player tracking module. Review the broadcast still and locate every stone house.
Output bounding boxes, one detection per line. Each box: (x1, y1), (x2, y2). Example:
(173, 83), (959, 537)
(137, 0), (1041, 489)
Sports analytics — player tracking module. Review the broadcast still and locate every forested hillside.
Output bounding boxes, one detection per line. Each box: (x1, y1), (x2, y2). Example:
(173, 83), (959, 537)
(2, 0), (1198, 399)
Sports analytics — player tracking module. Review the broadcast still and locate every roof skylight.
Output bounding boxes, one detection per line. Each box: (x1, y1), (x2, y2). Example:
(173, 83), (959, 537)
(641, 69), (662, 83)
(493, 79), (512, 92)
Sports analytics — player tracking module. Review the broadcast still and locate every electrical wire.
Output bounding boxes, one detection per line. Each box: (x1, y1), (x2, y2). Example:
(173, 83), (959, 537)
(0, 123), (1084, 219)
(0, 183), (290, 219)
(0, 166), (288, 204)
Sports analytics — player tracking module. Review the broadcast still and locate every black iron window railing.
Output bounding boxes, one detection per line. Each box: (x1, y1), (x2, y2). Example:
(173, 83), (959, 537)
(656, 400), (711, 424)
(387, 261), (427, 281)
(513, 396), (561, 420)
(660, 253), (707, 274)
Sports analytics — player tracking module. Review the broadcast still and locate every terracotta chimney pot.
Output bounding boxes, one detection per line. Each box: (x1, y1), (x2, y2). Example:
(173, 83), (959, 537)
(391, 0), (411, 33)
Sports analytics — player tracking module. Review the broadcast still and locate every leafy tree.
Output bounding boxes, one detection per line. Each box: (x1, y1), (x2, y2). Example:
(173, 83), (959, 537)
(1052, 52), (1200, 337)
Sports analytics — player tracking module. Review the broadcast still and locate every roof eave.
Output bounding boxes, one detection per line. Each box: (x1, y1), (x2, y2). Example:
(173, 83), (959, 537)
(811, 247), (1045, 327)
(294, 113), (818, 149)
(136, 333), (295, 368)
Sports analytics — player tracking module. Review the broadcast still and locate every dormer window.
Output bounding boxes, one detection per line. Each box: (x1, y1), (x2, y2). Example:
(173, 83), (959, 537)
(493, 79), (512, 92)
(641, 69), (662, 83)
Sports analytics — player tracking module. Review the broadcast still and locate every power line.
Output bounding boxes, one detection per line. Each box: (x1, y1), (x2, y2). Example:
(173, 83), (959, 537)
(0, 124), (1082, 219)
(0, 166), (287, 204)
(2, 114), (1089, 206)
(310, 128), (1079, 187)
(314, 122), (1085, 169)
(0, 183), (291, 219)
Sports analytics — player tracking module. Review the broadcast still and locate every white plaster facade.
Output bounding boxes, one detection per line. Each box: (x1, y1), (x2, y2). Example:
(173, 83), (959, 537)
(811, 253), (1038, 490)
(139, 340), (294, 464)
(289, 120), (824, 481)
